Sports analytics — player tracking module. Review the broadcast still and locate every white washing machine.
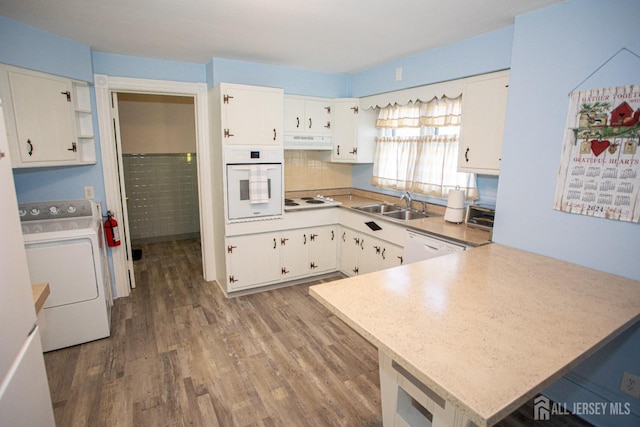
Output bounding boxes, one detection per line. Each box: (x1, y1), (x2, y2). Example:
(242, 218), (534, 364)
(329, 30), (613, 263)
(18, 200), (112, 352)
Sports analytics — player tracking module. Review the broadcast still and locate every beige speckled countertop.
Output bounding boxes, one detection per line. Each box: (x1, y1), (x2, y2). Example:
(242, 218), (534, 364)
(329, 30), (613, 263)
(309, 243), (640, 426)
(330, 193), (492, 247)
(32, 282), (50, 314)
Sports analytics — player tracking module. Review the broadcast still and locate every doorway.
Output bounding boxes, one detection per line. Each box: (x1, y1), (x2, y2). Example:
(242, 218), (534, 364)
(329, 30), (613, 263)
(117, 93), (200, 251)
(94, 75), (214, 299)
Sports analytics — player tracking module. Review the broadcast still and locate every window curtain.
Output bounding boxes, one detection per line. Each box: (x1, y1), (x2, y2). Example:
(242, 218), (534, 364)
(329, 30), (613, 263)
(371, 96), (478, 199)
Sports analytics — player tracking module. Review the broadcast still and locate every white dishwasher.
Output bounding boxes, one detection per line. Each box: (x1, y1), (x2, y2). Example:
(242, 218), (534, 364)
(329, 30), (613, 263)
(403, 230), (466, 264)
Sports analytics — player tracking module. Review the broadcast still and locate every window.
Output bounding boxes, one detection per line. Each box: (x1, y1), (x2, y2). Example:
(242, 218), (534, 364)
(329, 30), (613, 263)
(371, 96), (477, 199)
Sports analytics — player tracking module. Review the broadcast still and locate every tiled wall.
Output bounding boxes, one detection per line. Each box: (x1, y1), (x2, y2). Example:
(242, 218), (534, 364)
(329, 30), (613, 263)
(284, 150), (352, 191)
(123, 153), (200, 243)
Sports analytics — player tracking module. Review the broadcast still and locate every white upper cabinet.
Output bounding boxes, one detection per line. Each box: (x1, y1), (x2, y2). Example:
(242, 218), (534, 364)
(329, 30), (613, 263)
(458, 70), (510, 175)
(284, 95), (331, 136)
(219, 83), (284, 146)
(330, 98), (377, 163)
(0, 65), (96, 168)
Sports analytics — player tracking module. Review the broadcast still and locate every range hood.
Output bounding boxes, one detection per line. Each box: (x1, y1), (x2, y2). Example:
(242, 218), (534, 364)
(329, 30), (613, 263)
(284, 134), (332, 150)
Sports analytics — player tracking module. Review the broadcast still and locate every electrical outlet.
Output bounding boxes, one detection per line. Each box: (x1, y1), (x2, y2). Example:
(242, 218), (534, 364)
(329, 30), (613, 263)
(84, 186), (95, 200)
(620, 371), (640, 399)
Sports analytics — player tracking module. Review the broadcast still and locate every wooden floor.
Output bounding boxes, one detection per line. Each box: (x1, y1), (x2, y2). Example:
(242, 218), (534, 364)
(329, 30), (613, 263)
(44, 238), (592, 427)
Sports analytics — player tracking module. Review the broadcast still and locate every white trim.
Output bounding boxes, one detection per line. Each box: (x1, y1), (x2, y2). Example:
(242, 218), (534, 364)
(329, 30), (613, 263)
(94, 75), (214, 298)
(358, 70), (510, 110)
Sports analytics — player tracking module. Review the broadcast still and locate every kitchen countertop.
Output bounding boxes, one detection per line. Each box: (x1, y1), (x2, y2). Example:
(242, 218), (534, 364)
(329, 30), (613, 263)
(310, 243), (640, 426)
(331, 194), (492, 247)
(32, 282), (50, 314)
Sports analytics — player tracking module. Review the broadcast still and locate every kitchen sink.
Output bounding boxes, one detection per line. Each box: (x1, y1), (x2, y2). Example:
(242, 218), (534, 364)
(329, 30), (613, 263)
(383, 210), (429, 221)
(354, 203), (402, 214)
(353, 203), (431, 221)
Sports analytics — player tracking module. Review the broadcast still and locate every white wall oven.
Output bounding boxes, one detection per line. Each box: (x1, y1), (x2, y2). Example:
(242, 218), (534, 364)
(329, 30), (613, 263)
(225, 147), (283, 222)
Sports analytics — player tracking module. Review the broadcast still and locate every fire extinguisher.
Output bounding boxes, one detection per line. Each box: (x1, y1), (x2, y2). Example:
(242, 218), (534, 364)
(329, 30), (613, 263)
(104, 211), (121, 247)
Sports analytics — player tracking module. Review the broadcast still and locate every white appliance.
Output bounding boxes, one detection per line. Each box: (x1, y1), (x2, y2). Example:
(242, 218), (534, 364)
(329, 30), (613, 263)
(19, 199), (112, 352)
(403, 230), (466, 264)
(284, 134), (332, 150)
(225, 147), (283, 222)
(284, 195), (342, 211)
(0, 100), (56, 425)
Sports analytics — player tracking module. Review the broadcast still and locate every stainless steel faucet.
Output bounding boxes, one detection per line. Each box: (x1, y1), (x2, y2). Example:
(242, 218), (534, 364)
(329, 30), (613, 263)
(400, 191), (413, 209)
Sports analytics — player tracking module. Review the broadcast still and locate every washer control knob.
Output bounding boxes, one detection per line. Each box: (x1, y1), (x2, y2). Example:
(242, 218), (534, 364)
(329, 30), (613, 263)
(67, 205), (77, 213)
(49, 206), (60, 216)
(30, 208), (40, 216)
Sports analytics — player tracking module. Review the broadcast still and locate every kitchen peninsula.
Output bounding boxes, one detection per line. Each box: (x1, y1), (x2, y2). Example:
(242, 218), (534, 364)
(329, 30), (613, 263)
(310, 244), (640, 427)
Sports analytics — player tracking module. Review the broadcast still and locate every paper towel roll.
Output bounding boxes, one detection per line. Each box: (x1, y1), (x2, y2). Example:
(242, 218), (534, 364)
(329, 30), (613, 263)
(446, 188), (465, 209)
(444, 188), (465, 223)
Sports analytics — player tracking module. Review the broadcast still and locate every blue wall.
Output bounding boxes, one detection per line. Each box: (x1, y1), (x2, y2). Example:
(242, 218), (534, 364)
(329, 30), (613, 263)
(494, 1), (640, 425)
(208, 57), (348, 97)
(0, 16), (92, 82)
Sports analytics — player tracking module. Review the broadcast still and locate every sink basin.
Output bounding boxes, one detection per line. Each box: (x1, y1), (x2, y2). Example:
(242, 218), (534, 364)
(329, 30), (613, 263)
(383, 209), (429, 221)
(354, 203), (402, 214)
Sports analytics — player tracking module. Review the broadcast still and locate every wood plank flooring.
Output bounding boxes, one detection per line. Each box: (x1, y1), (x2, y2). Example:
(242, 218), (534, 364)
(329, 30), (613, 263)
(43, 238), (592, 427)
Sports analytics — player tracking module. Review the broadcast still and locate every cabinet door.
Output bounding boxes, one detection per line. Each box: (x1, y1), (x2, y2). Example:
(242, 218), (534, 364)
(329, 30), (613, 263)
(380, 241), (404, 270)
(331, 99), (359, 161)
(309, 225), (337, 274)
(339, 227), (361, 276)
(284, 97), (305, 134)
(8, 70), (76, 163)
(458, 71), (509, 175)
(222, 84), (283, 146)
(226, 234), (281, 289)
(304, 99), (331, 135)
(358, 234), (383, 275)
(280, 229), (309, 280)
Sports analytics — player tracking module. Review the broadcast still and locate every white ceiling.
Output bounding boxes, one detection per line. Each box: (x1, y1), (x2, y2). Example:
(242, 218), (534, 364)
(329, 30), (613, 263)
(0, 0), (564, 74)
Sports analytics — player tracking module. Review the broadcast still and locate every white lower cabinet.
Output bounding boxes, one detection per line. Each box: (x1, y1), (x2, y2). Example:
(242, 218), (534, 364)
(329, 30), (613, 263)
(308, 226), (338, 274)
(226, 233), (281, 290)
(339, 226), (404, 276)
(226, 225), (338, 291)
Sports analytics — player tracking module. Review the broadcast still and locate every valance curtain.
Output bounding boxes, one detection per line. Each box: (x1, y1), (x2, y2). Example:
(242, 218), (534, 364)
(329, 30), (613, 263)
(371, 96), (478, 199)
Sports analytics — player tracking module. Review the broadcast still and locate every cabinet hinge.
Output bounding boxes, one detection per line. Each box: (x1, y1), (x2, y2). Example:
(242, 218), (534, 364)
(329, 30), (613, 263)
(227, 245), (236, 253)
(224, 129), (234, 138)
(281, 267), (290, 275)
(67, 142), (77, 152)
(310, 262), (317, 269)
(61, 91), (71, 102)
(229, 275), (237, 283)
(351, 106), (359, 114)
(223, 94), (234, 104)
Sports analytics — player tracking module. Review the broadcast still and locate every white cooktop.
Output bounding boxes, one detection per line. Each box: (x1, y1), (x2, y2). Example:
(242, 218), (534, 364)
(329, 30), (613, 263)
(284, 196), (342, 212)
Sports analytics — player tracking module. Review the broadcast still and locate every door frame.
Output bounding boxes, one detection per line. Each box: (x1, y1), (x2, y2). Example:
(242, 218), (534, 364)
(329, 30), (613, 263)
(94, 74), (214, 298)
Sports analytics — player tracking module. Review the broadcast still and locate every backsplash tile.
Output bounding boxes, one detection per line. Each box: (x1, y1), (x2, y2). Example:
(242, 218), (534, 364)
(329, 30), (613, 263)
(123, 153), (200, 243)
(284, 150), (352, 191)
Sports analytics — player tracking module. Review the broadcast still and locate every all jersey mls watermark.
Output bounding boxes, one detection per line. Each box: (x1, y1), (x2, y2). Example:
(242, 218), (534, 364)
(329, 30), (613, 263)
(533, 395), (632, 421)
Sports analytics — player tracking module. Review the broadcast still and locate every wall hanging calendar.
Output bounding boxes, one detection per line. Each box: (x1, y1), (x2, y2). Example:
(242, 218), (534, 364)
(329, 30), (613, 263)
(554, 83), (640, 222)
